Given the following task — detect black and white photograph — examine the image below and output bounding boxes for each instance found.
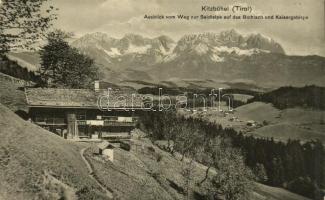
[0,0,324,199]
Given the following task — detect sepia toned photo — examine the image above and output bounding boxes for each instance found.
[0,0,324,199]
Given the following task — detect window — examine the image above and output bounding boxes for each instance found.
[76,111,86,120]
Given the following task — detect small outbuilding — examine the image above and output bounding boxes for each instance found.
[97,141,115,161]
[103,148,114,162]
[246,120,257,127]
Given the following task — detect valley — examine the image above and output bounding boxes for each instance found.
[0,100,312,200]
[179,102,325,143]
[1,29,324,200]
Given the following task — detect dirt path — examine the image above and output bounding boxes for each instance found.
[80,147,114,199]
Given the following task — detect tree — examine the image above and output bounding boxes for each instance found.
[253,163,268,183]
[0,0,57,55]
[40,30,99,88]
[39,30,70,85]
[287,176,321,199]
[211,147,255,200]
[196,137,222,185]
[174,121,203,161]
[160,111,178,152]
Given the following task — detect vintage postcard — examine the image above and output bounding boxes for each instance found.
[0,0,324,199]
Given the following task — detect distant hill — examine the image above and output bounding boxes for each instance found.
[249,85,325,110]
[0,56,40,82]
[7,52,40,72]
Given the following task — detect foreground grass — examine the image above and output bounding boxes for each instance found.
[254,183,310,200]
[0,72,28,112]
[84,138,215,200]
[85,137,311,200]
[0,103,109,200]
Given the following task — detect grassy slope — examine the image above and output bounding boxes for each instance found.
[236,102,325,143]
[0,103,109,200]
[253,183,310,200]
[85,138,310,200]
[179,101,325,143]
[235,102,281,123]
[252,123,325,142]
[232,94,254,103]
[0,73,28,112]
[85,142,187,200]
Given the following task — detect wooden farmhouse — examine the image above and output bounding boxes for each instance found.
[24,84,144,139]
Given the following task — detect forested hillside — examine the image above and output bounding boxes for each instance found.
[0,56,40,83]
[139,111,325,199]
[249,85,325,110]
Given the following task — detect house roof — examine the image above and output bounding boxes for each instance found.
[97,141,114,150]
[25,88,144,109]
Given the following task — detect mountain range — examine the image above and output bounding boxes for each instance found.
[8,29,325,89]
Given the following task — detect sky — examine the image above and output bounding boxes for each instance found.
[50,0,325,56]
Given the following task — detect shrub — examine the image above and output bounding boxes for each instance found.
[287,177,320,199]
[120,142,131,151]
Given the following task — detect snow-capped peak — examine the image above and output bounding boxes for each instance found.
[104,48,121,57]
[213,46,270,56]
[174,30,284,55]
[125,44,152,54]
